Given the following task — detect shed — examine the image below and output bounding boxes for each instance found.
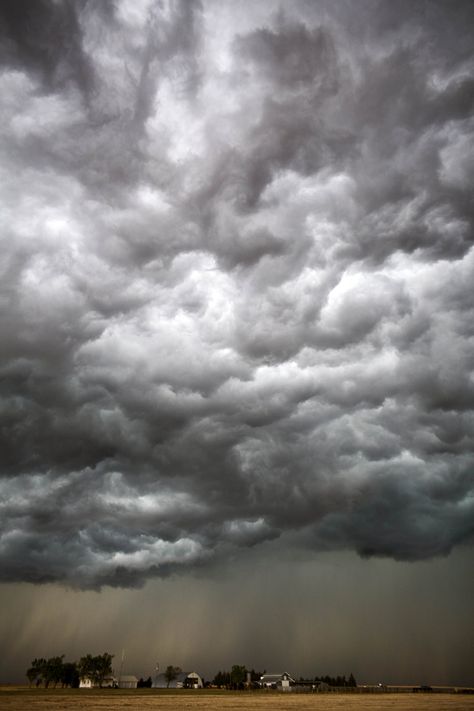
[118,675,138,689]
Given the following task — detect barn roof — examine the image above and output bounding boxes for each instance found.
[260,672,295,682]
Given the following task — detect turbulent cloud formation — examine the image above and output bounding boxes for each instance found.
[1,0,473,588]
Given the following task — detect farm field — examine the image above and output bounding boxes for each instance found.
[1,689,474,711]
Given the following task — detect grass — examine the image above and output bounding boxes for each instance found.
[1,688,474,711]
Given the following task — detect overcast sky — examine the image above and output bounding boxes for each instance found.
[0,0,473,686]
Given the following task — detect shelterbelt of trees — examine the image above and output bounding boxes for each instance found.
[212,666,357,689]
[26,653,113,688]
[313,674,357,687]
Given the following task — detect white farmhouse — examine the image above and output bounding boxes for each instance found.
[79,675,117,688]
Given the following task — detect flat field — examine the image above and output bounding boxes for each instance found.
[1,689,474,711]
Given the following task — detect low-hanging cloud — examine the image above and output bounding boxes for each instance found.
[0,0,473,588]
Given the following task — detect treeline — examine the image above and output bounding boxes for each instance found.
[314,673,357,687]
[211,665,357,689]
[26,653,113,688]
[213,665,263,688]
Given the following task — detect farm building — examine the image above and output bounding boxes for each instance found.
[260,673,295,689]
[152,671,203,689]
[118,675,138,689]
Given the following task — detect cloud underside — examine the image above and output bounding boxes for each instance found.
[0,0,473,588]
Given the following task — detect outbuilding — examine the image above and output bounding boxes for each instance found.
[118,675,138,689]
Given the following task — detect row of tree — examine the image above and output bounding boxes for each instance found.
[212,665,260,688]
[26,653,114,688]
[314,673,357,687]
[212,665,357,689]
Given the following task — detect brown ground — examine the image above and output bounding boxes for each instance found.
[1,689,474,711]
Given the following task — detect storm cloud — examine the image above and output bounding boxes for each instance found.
[1,0,473,588]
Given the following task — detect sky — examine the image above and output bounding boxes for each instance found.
[0,0,473,686]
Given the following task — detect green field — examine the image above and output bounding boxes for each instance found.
[1,688,474,711]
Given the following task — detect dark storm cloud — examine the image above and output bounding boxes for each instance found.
[0,0,96,96]
[1,0,473,588]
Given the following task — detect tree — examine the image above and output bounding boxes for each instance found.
[94,653,114,687]
[314,672,357,688]
[348,673,357,687]
[213,670,231,687]
[61,662,80,688]
[26,657,65,688]
[26,658,47,687]
[78,653,114,688]
[137,676,152,688]
[230,665,247,688]
[77,654,95,685]
[164,665,181,688]
[26,667,38,688]
[44,656,65,688]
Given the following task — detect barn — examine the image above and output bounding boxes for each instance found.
[260,672,295,689]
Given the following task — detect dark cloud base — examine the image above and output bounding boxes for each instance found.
[0,0,473,588]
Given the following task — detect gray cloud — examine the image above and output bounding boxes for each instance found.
[1,0,473,588]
